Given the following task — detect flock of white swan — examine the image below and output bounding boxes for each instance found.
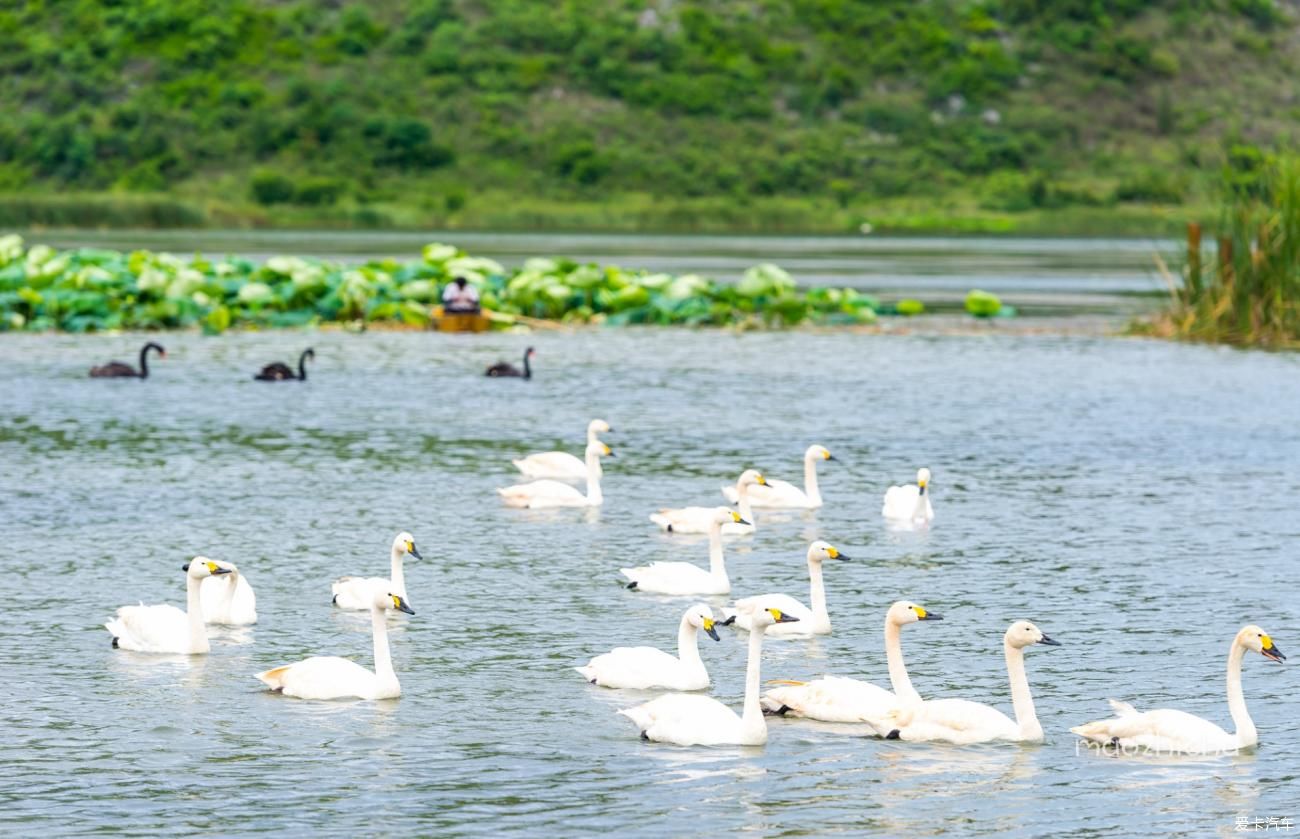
[105,418,1285,754]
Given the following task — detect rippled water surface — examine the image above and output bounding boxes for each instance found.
[2,329,1297,836]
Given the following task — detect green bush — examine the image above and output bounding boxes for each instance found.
[251,170,296,205]
[296,178,345,206]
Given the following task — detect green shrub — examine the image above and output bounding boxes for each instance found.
[296,178,344,205]
[251,170,296,205]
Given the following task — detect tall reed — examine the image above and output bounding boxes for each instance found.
[1169,157,1300,348]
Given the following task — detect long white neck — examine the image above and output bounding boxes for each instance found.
[185,573,209,654]
[1004,641,1042,741]
[736,481,754,525]
[740,623,769,744]
[807,559,829,632]
[911,485,928,521]
[707,520,727,583]
[1226,639,1256,747]
[803,452,822,505]
[676,615,704,672]
[884,620,918,703]
[371,604,398,690]
[389,547,407,598]
[585,450,603,505]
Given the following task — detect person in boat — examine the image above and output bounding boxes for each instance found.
[442,276,481,314]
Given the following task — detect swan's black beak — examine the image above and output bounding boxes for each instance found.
[607,450,616,458]
[1038,634,1061,647]
[720,615,737,626]
[920,611,943,621]
[181,563,189,571]
[775,612,800,624]
[826,454,837,461]
[391,595,415,615]
[704,622,720,642]
[738,517,753,526]
[408,544,423,561]
[830,551,850,561]
[1262,643,1286,663]
[211,566,232,576]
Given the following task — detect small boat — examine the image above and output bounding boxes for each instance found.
[431,305,491,333]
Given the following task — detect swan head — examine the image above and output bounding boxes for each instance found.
[303,348,315,360]
[1239,625,1286,662]
[586,441,614,459]
[712,506,750,527]
[393,532,423,561]
[738,602,801,629]
[686,604,721,642]
[916,468,931,489]
[889,601,942,625]
[525,346,537,358]
[807,540,848,563]
[375,589,415,615]
[1004,620,1060,650]
[737,469,768,488]
[182,558,232,579]
[589,419,611,434]
[808,444,834,462]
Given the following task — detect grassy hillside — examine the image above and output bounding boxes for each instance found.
[1,0,1297,233]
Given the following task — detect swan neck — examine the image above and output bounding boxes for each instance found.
[1005,641,1041,741]
[585,450,603,504]
[741,623,768,742]
[912,485,928,520]
[807,559,829,632]
[389,548,407,598]
[185,573,209,654]
[885,619,918,703]
[736,481,754,523]
[371,603,397,686]
[677,616,704,670]
[707,521,727,581]
[139,344,151,379]
[803,454,821,505]
[1226,639,1255,747]
[522,351,531,379]
[298,350,309,380]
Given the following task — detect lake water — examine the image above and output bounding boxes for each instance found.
[1,327,1296,836]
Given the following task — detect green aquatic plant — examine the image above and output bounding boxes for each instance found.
[0,236,885,333]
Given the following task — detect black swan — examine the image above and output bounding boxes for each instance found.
[486,346,535,379]
[90,342,165,378]
[255,348,315,381]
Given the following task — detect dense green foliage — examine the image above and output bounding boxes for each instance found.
[0,235,892,332]
[1,1,1296,232]
[1160,156,1300,347]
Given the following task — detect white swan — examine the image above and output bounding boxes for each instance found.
[105,559,232,654]
[498,441,610,508]
[618,602,800,745]
[760,601,943,721]
[513,419,611,480]
[723,445,833,508]
[332,532,422,610]
[1071,625,1285,754]
[872,620,1060,744]
[577,604,721,690]
[722,541,847,636]
[256,587,415,700]
[882,467,934,525]
[199,560,257,625]
[651,469,767,534]
[621,508,748,595]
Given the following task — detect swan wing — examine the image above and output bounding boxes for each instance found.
[741,480,810,508]
[720,485,740,504]
[762,676,899,722]
[1071,707,1235,753]
[889,698,1019,744]
[578,646,702,690]
[619,694,742,745]
[257,656,381,700]
[200,574,258,625]
[513,451,586,479]
[498,479,586,507]
[106,603,189,653]
[619,562,721,595]
[332,576,390,610]
[881,484,919,518]
[649,506,714,533]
